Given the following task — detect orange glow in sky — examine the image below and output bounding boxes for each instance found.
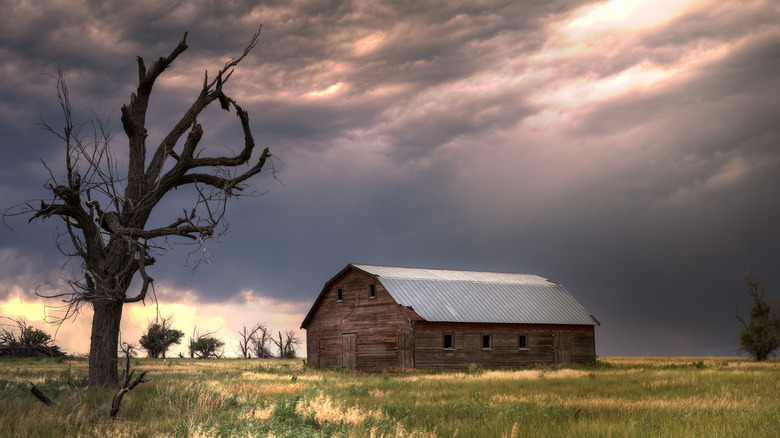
[0,286,307,357]
[1,293,47,323]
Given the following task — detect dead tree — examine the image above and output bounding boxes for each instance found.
[29,382,57,406]
[250,324,273,358]
[272,329,301,358]
[6,27,272,387]
[237,324,264,359]
[110,343,150,418]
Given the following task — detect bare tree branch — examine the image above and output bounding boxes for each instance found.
[111,343,150,418]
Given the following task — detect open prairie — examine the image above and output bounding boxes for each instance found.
[0,356,778,437]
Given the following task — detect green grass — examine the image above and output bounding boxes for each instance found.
[0,356,778,437]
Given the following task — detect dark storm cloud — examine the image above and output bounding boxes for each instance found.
[2,0,780,356]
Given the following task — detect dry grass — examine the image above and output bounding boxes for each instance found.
[297,393,384,425]
[1,356,779,437]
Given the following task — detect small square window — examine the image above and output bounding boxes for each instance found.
[518,334,528,349]
[443,333,454,349]
[336,288,343,301]
[482,334,492,349]
[369,284,376,299]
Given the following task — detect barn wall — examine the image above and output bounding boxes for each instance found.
[413,322,595,369]
[570,327,597,363]
[304,268,412,371]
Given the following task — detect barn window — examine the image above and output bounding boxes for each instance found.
[368,284,376,299]
[336,288,343,301]
[482,334,492,350]
[443,333,454,349]
[518,334,528,350]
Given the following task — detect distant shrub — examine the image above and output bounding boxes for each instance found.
[189,336,225,359]
[659,361,707,370]
[139,317,184,359]
[580,355,614,370]
[0,317,66,358]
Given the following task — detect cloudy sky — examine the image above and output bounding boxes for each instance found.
[1,0,779,358]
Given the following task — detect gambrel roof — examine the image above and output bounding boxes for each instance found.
[302,264,598,328]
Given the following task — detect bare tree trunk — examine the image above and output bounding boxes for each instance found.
[89,301,124,386]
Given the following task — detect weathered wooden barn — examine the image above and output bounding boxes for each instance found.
[301,264,599,372]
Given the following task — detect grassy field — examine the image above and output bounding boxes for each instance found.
[0,356,778,437]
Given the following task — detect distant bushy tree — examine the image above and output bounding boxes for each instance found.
[188,328,224,359]
[139,316,184,358]
[737,272,780,361]
[0,316,66,357]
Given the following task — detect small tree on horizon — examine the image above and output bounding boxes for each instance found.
[250,324,274,358]
[0,316,66,357]
[237,323,269,359]
[139,315,184,358]
[189,327,225,359]
[737,271,780,361]
[190,336,225,359]
[271,329,300,359]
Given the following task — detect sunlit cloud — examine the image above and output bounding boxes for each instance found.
[354,33,384,55]
[0,291,47,323]
[535,0,706,64]
[307,82,344,98]
[530,65,672,108]
[565,0,701,36]
[523,0,748,126]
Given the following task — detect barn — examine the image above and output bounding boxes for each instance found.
[300,264,599,372]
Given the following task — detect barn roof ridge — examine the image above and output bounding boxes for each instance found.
[351,263,596,326]
[351,263,555,285]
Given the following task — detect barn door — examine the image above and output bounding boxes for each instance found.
[554,332,572,367]
[307,336,320,369]
[397,330,413,370]
[342,333,357,369]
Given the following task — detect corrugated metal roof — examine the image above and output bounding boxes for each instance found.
[352,264,596,326]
